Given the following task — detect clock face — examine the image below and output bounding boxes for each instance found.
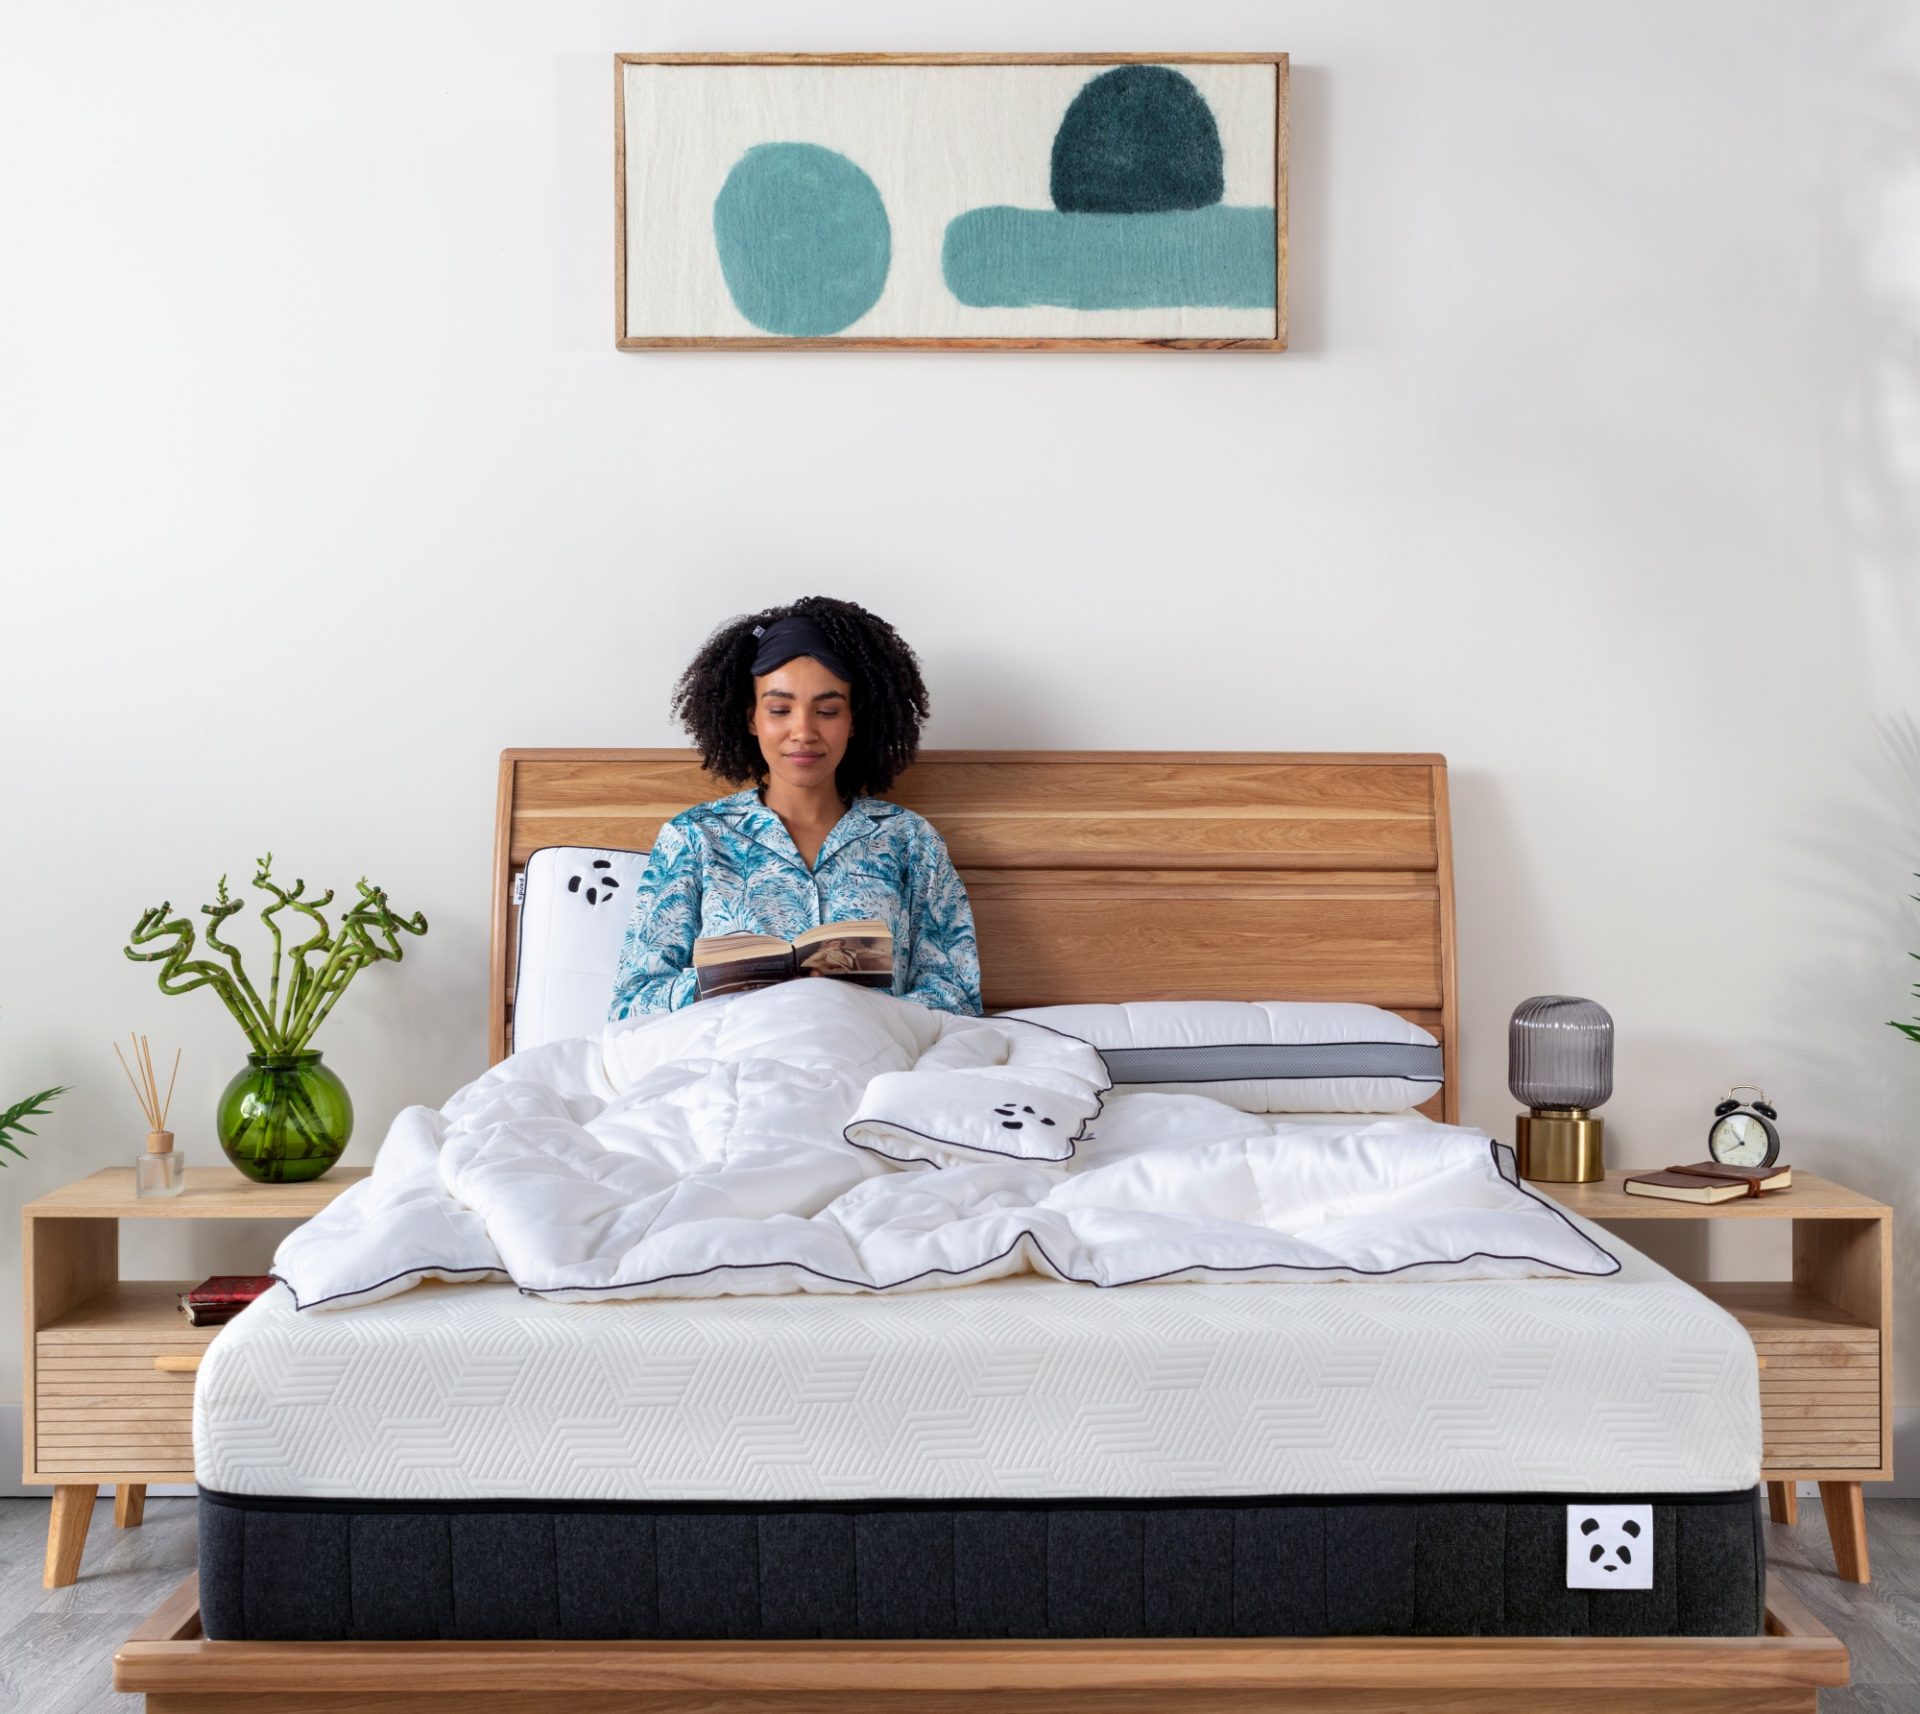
[1710,1112,1770,1166]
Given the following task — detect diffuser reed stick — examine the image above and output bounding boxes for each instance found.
[119,1032,187,1197]
[114,1032,179,1132]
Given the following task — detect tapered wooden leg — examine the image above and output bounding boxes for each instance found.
[114,1483,147,1529]
[1818,1481,1870,1583]
[44,1484,97,1587]
[1767,1480,1798,1525]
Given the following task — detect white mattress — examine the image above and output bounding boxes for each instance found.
[195,1215,1761,1502]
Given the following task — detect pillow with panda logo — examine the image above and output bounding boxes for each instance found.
[513,846,651,1053]
[843,1020,1107,1170]
[997,1001,1443,1114]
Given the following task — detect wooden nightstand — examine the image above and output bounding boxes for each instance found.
[1544,1169,1892,1583]
[21,1165,366,1587]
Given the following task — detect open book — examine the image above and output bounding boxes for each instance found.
[693,920,893,1000]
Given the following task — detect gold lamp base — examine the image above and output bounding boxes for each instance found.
[1515,1109,1605,1183]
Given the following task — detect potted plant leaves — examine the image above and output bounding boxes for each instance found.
[1,1083,65,1168]
[124,856,426,1183]
[1895,870,1920,1048]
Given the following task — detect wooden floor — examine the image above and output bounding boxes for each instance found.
[1,1496,1915,1712]
[0,1496,198,1714]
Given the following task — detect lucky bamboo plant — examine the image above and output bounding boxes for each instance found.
[124,854,427,1057]
[123,856,427,1182]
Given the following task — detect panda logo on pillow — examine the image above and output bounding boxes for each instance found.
[567,859,621,907]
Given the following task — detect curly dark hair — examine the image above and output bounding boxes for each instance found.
[672,596,931,798]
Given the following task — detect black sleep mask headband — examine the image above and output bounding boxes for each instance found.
[750,615,851,684]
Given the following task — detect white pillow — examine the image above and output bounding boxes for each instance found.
[513,846,651,1053]
[842,1017,1108,1170]
[995,1001,1442,1113]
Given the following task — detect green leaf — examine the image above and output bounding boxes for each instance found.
[0,1085,67,1166]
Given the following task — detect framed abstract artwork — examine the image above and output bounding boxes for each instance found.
[615,53,1288,351]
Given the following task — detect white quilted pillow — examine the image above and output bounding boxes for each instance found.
[513,846,650,1053]
[996,1001,1442,1113]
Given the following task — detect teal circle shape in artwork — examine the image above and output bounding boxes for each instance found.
[1050,65,1225,214]
[712,143,891,336]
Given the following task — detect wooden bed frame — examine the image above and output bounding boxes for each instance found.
[486,749,1462,1118]
[115,749,1847,1712]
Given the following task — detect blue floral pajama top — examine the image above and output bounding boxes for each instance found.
[608,790,982,1019]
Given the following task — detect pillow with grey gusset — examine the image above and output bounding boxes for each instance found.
[996,1001,1442,1115]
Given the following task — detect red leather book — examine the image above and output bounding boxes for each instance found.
[178,1275,277,1326]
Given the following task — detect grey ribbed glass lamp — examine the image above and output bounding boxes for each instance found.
[1510,995,1613,1183]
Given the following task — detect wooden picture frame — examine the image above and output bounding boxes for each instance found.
[614,53,1289,351]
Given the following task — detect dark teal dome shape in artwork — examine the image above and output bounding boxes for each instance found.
[943,63,1274,312]
[713,143,890,336]
[1050,65,1225,214]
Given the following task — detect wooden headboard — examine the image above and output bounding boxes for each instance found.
[490,750,1458,1121]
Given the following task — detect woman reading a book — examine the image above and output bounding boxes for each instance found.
[609,597,983,1019]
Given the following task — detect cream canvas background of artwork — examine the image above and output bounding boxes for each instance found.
[620,61,1280,342]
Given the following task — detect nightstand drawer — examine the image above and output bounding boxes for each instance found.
[34,1381,197,1474]
[1689,1278,1887,1475]
[1754,1331,1881,1471]
[31,1281,212,1477]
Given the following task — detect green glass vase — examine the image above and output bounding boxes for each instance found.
[216,1052,352,1183]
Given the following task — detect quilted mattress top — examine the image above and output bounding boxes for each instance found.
[194,1212,1760,1502]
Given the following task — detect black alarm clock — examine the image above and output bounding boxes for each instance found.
[1708,1087,1780,1168]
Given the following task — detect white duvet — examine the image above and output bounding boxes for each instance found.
[274,983,1618,1311]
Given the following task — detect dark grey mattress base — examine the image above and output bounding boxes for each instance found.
[198,1487,1765,1642]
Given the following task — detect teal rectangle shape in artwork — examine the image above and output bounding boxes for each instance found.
[942,206,1276,311]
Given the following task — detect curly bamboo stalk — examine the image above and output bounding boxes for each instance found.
[293,884,428,1049]
[344,881,428,961]
[124,906,268,1051]
[200,881,278,1046]
[281,1076,335,1159]
[128,868,426,1066]
[252,854,289,1039]
[295,950,373,1048]
[285,934,359,1051]
[275,885,337,1051]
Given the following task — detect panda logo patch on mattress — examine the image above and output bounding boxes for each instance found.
[1565,1504,1653,1590]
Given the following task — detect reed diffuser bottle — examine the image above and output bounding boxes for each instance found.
[117,1033,184,1197]
[138,1129,184,1197]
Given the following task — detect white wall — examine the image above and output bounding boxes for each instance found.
[4,1,1919,1489]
